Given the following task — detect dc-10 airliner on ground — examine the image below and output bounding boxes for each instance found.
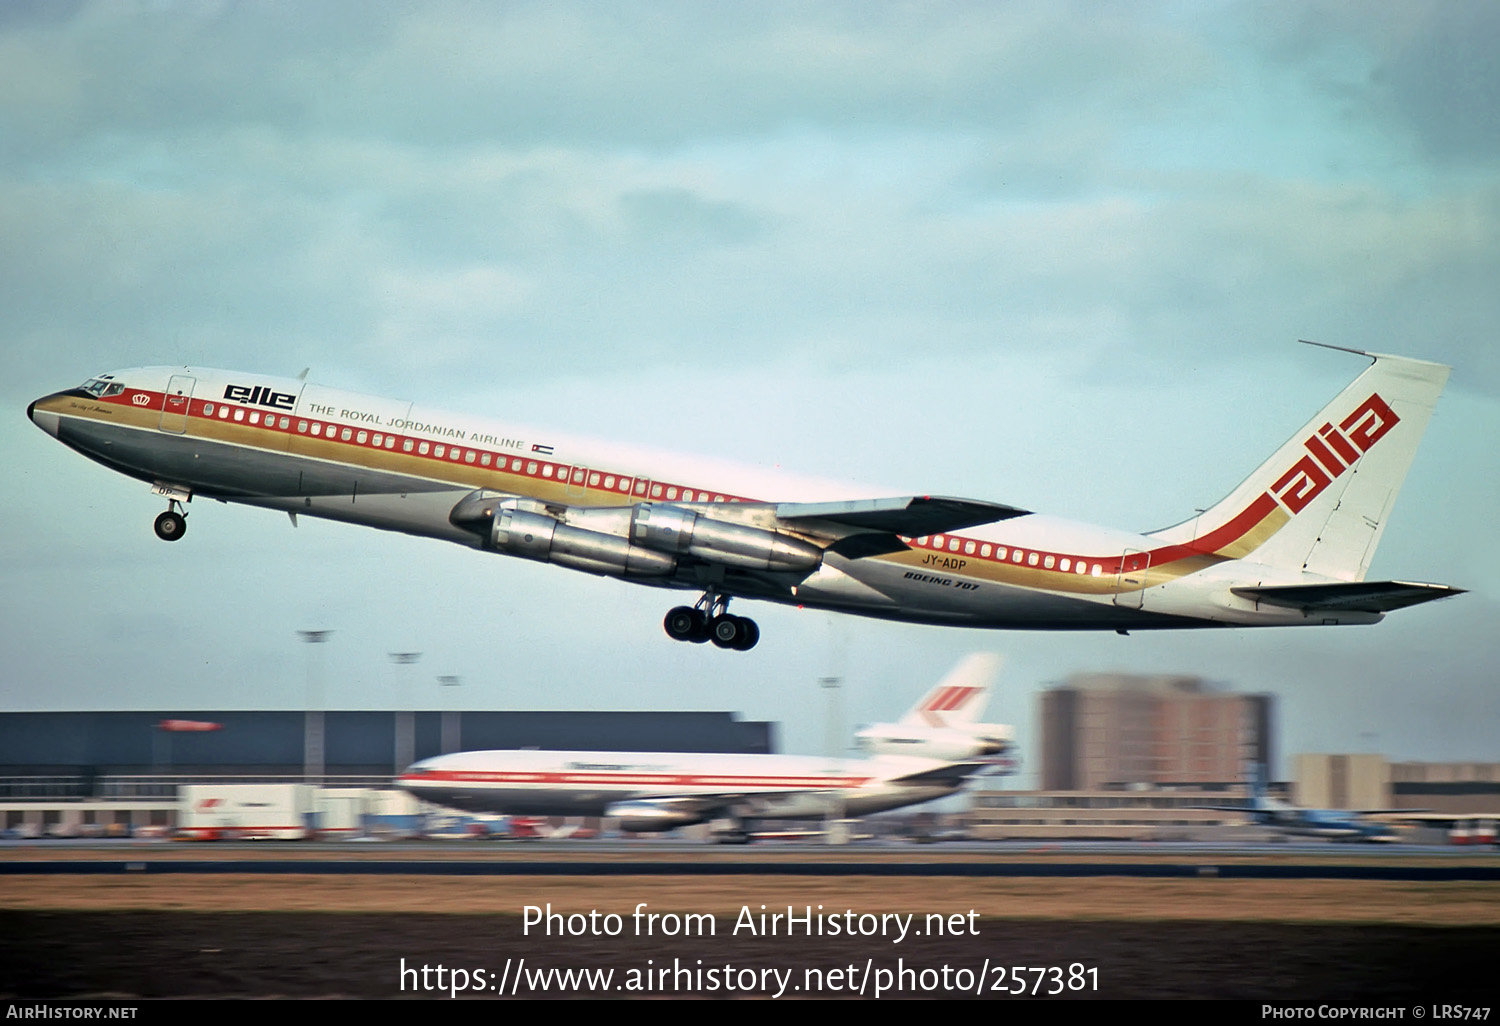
[27,343,1461,649]
[399,653,1012,841]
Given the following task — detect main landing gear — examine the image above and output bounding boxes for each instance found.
[153,494,189,541]
[663,592,760,651]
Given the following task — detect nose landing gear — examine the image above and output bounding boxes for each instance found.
[153,509,186,541]
[151,485,192,541]
[663,592,759,651]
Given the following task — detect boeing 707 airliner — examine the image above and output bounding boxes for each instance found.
[27,344,1462,649]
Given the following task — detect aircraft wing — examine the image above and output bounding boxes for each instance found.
[1231,581,1465,614]
[773,496,1029,559]
[776,495,1028,535]
[1190,805,1261,814]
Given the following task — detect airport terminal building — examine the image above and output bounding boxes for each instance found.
[0,708,775,778]
[0,708,775,836]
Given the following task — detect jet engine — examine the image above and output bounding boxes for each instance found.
[855,724,1013,761]
[606,800,708,833]
[630,502,822,572]
[450,492,676,578]
[449,492,822,578]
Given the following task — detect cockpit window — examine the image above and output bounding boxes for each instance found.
[80,377,123,398]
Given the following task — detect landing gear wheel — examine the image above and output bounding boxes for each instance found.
[153,510,186,541]
[669,591,756,649]
[664,606,708,642]
[711,614,759,650]
[732,618,759,651]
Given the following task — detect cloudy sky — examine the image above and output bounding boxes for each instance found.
[2,1,1496,780]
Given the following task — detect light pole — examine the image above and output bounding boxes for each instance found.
[438,675,462,754]
[389,652,421,775]
[819,675,847,844]
[819,676,843,761]
[297,630,333,783]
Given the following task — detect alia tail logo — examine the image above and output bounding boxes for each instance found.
[1268,393,1399,514]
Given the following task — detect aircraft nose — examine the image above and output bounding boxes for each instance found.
[28,396,61,438]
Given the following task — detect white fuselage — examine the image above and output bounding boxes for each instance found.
[398,749,964,820]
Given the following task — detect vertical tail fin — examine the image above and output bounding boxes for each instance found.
[898,652,1002,727]
[1248,762,1268,801]
[1150,346,1449,581]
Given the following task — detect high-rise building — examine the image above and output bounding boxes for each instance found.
[1039,673,1273,790]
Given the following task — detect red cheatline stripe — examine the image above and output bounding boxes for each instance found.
[402,770,873,788]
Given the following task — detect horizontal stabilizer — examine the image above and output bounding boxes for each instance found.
[1231,580,1465,614]
[889,760,993,786]
[775,495,1028,537]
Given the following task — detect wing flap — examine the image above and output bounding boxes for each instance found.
[1231,580,1465,613]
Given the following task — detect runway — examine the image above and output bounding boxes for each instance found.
[3,838,1496,879]
[4,858,1498,880]
[5,840,1496,1000]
